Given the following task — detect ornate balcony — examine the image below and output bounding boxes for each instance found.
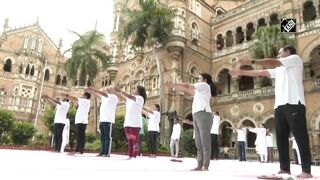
[166,35,187,53]
[217,86,275,103]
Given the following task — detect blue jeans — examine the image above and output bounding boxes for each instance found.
[100,122,112,155]
[237,141,246,161]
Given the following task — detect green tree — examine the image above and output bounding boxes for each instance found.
[181,129,196,157]
[10,121,37,145]
[112,113,127,151]
[43,108,55,134]
[120,0,175,115]
[65,30,111,86]
[249,26,296,87]
[0,109,15,142]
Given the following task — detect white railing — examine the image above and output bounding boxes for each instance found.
[0,96,38,114]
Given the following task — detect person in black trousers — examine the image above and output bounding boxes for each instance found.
[229,45,312,178]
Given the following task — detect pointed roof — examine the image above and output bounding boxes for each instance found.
[5,21,59,51]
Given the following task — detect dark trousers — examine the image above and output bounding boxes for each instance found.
[124,127,140,157]
[275,103,311,173]
[237,141,246,161]
[99,122,112,155]
[75,123,87,154]
[138,134,144,156]
[210,134,219,159]
[267,147,274,162]
[54,123,65,152]
[148,131,158,155]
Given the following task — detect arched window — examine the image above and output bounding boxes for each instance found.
[235,27,244,44]
[30,65,35,76]
[30,35,37,50]
[246,23,255,41]
[61,76,67,86]
[217,69,231,94]
[19,63,23,74]
[152,76,159,90]
[239,66,254,91]
[191,22,200,43]
[216,34,224,50]
[226,30,234,47]
[3,59,12,72]
[23,35,30,49]
[55,75,61,85]
[25,64,30,75]
[44,69,50,81]
[310,45,320,78]
[303,1,317,22]
[258,18,267,29]
[37,39,43,52]
[190,67,198,84]
[269,14,280,26]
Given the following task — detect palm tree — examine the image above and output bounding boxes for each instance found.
[65,30,110,86]
[120,0,175,110]
[249,26,296,87]
[64,30,111,133]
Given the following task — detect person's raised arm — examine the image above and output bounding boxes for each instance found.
[61,92,78,103]
[237,57,282,68]
[86,87,108,98]
[165,81,195,96]
[113,87,136,101]
[42,94,61,106]
[182,119,193,125]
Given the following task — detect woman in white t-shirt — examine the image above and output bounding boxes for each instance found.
[170,118,181,158]
[114,86,146,159]
[165,73,217,171]
[142,104,161,158]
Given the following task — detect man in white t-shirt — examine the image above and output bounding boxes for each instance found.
[86,87,118,157]
[170,118,181,158]
[210,112,220,160]
[229,45,312,178]
[42,95,70,152]
[62,92,91,154]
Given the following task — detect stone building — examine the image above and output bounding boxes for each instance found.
[107,0,320,154]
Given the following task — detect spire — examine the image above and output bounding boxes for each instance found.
[58,38,63,50]
[3,18,8,35]
[95,20,98,30]
[35,16,39,25]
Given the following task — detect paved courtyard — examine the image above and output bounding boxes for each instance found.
[0,149,319,180]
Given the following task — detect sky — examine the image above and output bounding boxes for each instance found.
[0,0,114,53]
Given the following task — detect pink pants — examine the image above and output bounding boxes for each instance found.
[124,127,141,157]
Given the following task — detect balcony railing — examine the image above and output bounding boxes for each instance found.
[217,86,275,103]
[0,96,38,115]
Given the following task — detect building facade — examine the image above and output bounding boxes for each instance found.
[0,0,319,154]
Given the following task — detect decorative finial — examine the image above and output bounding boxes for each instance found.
[58,38,63,50]
[35,16,39,25]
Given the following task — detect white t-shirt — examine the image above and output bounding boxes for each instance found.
[123,96,144,128]
[236,128,246,142]
[75,98,91,124]
[192,82,212,114]
[54,101,70,124]
[147,111,161,132]
[210,115,220,135]
[99,94,118,123]
[171,123,181,139]
[266,133,273,147]
[267,55,305,109]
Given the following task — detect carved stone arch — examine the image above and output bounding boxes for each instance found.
[239,116,258,128]
[301,39,320,63]
[149,65,158,75]
[183,107,192,118]
[220,119,234,146]
[188,17,202,33]
[214,65,233,81]
[261,112,274,124]
[135,69,145,79]
[3,56,16,64]
[122,74,131,82]
[186,61,199,73]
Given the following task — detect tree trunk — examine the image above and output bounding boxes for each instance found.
[152,45,166,145]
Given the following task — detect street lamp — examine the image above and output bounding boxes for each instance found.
[34,59,47,128]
